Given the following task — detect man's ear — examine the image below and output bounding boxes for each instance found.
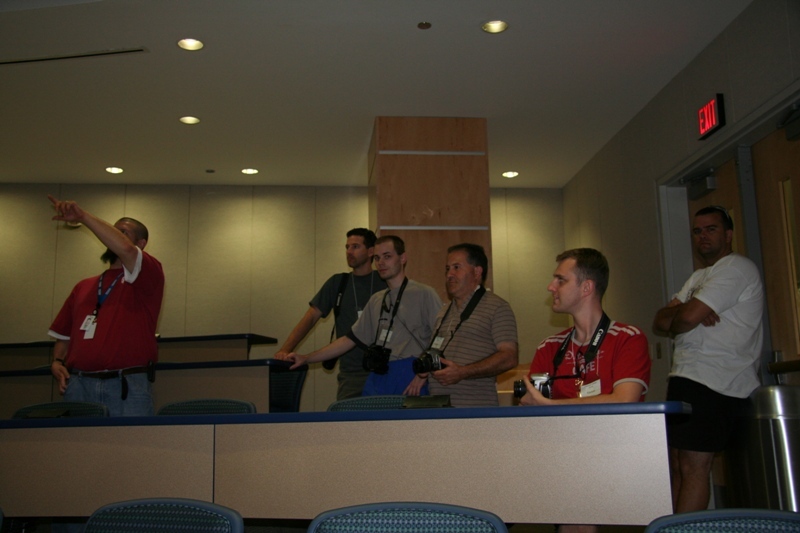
[582,279,595,295]
[137,239,147,250]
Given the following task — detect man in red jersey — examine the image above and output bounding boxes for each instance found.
[520,248,651,407]
[48,195,164,417]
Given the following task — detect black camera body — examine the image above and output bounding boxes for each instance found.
[513,373,552,399]
[363,344,391,374]
[412,348,444,374]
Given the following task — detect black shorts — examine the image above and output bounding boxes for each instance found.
[666,376,750,452]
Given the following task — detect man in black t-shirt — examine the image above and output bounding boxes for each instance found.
[275,228,386,399]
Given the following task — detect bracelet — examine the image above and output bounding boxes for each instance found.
[54,358,65,365]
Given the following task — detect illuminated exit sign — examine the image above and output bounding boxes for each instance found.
[698,94,725,139]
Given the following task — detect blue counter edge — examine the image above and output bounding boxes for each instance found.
[0,358,295,377]
[0,401,689,429]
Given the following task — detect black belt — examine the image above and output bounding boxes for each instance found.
[71,366,149,379]
[70,363,155,400]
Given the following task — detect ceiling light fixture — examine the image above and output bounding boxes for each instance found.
[177,39,204,51]
[105,167,124,174]
[241,168,259,175]
[481,20,508,34]
[502,171,518,178]
[180,116,200,124]
[417,22,432,30]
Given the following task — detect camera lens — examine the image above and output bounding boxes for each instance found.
[513,379,526,398]
[412,354,432,374]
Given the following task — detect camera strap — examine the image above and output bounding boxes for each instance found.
[323,272,352,370]
[429,286,487,352]
[374,276,408,348]
[329,272,350,343]
[551,312,611,377]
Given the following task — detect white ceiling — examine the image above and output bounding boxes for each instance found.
[0,0,752,189]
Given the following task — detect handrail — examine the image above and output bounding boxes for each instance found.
[768,358,800,375]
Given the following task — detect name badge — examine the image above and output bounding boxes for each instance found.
[378,329,393,343]
[431,336,445,350]
[580,379,601,398]
[81,314,97,340]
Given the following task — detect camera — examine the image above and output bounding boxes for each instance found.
[513,373,552,399]
[412,348,444,374]
[363,344,391,374]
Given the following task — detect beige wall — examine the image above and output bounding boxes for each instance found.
[0,184,564,411]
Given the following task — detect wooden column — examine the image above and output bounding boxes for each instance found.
[368,117,491,296]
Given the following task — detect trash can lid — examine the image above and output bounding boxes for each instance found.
[751,385,800,419]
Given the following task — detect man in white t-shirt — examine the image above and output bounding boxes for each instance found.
[654,205,764,513]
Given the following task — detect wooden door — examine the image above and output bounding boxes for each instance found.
[752,128,800,385]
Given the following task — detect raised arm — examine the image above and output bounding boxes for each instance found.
[48,195,141,272]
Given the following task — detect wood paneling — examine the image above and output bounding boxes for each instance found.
[753,128,800,383]
[369,117,491,293]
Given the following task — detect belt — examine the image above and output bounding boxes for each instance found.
[70,363,155,400]
[71,366,149,380]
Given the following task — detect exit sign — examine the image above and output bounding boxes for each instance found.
[698,94,725,139]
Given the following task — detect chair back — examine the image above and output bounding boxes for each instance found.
[327,395,406,411]
[269,360,307,412]
[85,497,243,533]
[308,502,508,533]
[645,508,800,532]
[12,401,109,419]
[157,398,256,415]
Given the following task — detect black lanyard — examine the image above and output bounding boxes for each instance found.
[95,270,124,316]
[551,313,611,377]
[374,277,408,347]
[429,286,486,352]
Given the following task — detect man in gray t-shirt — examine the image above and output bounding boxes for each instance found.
[287,235,442,396]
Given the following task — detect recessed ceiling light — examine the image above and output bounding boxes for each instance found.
[481,20,508,34]
[241,168,259,175]
[417,22,432,30]
[502,171,518,178]
[180,116,200,125]
[177,38,204,51]
[105,167,124,174]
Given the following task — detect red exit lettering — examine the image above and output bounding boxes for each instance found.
[698,94,725,139]
[698,99,717,136]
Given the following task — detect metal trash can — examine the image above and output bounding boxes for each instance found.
[727,385,800,511]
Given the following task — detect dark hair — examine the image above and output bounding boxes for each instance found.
[117,217,149,242]
[346,228,377,248]
[695,205,734,231]
[375,235,405,255]
[556,248,609,299]
[448,243,488,284]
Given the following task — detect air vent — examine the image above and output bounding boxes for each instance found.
[0,47,147,65]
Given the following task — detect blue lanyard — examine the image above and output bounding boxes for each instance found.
[95,270,124,314]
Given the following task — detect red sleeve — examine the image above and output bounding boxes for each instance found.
[610,330,651,390]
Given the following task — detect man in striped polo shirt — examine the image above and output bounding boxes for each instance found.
[422,243,519,407]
